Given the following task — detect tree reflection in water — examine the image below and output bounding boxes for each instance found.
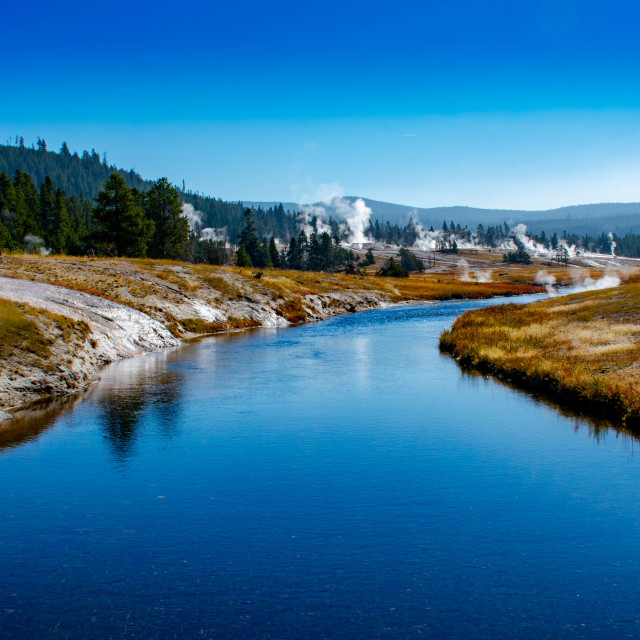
[94,350,185,463]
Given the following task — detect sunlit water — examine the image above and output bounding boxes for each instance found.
[2,296,640,639]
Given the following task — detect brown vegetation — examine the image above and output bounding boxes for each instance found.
[0,255,545,335]
[439,283,640,426]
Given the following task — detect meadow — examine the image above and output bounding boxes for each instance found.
[440,280,640,426]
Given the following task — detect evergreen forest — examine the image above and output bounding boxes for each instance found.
[2,138,640,264]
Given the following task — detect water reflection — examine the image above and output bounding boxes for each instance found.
[0,394,85,451]
[459,367,639,446]
[352,335,372,389]
[91,349,186,463]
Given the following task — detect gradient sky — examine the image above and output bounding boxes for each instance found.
[3,0,640,209]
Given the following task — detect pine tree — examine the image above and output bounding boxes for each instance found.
[39,177,56,238]
[261,237,272,267]
[12,170,41,242]
[307,232,322,270]
[235,243,253,267]
[93,173,153,257]
[144,177,189,260]
[320,232,333,270]
[269,237,281,267]
[238,208,261,266]
[49,189,74,254]
[285,236,297,269]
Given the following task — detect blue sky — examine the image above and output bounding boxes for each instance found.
[3,0,640,209]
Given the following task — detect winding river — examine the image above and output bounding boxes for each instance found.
[2,295,640,639]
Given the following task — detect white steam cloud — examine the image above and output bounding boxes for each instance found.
[535,270,557,293]
[23,234,50,255]
[513,224,548,254]
[456,258,493,283]
[566,273,621,293]
[334,197,373,246]
[299,204,333,237]
[182,203,228,245]
[536,269,621,294]
[296,183,374,245]
[609,232,616,256]
[458,259,472,281]
[182,203,203,231]
[200,227,229,244]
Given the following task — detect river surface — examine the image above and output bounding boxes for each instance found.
[2,296,640,639]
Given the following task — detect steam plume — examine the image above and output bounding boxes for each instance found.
[182,203,228,244]
[296,184,373,245]
[609,232,616,256]
[535,270,557,293]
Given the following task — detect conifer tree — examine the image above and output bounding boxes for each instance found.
[144,177,189,260]
[269,237,281,267]
[94,173,153,257]
[235,243,253,267]
[261,237,272,267]
[49,189,74,254]
[238,208,261,266]
[286,235,302,270]
[12,170,41,241]
[307,232,322,270]
[39,177,56,238]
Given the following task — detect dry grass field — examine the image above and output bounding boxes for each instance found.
[0,255,544,333]
[440,282,640,426]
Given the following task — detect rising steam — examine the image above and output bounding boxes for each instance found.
[182,203,228,244]
[608,232,616,256]
[536,269,621,294]
[334,197,373,245]
[296,184,374,246]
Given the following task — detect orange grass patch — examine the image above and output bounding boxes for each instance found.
[440,282,640,426]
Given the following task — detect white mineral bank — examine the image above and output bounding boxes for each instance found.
[0,275,179,363]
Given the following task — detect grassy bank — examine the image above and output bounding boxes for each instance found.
[439,283,640,426]
[0,256,543,335]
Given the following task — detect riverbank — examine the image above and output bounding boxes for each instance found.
[439,281,640,427]
[0,255,545,416]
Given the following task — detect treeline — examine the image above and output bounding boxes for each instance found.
[6,137,640,260]
[234,210,358,271]
[0,138,148,201]
[0,139,298,244]
[0,170,231,263]
[366,218,469,246]
[185,195,297,243]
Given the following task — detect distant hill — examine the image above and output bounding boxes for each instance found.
[0,143,150,201]
[247,198,640,235]
[522,212,640,236]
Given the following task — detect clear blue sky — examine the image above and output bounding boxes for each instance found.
[3,0,640,209]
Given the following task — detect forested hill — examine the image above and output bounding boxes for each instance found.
[0,141,149,201]
[0,141,297,241]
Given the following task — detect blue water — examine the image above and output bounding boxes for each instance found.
[2,296,640,639]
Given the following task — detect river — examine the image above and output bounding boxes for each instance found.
[2,295,640,639]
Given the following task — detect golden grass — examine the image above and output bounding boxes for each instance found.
[0,255,545,311]
[439,282,640,426]
[178,316,261,334]
[0,300,51,360]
